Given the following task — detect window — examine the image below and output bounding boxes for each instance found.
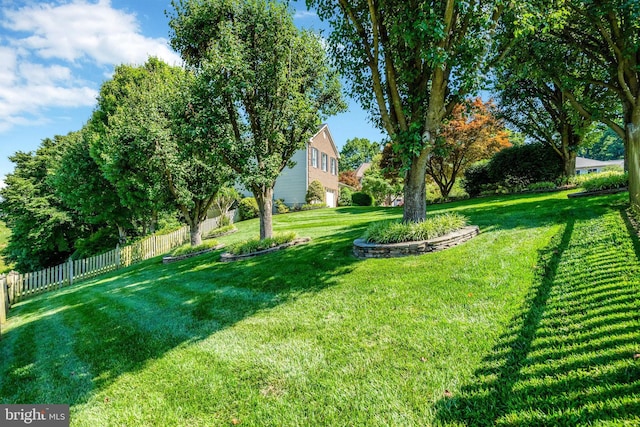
[321,153,328,172]
[311,148,318,168]
[330,158,337,175]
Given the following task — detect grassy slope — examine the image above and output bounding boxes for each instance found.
[1,191,639,426]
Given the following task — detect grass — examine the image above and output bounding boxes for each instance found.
[363,212,467,243]
[1,191,639,426]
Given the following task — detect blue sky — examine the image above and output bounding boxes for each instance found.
[0,0,384,182]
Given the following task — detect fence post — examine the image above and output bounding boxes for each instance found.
[116,245,121,269]
[68,259,74,287]
[0,274,7,326]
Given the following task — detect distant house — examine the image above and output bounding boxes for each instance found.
[238,124,340,208]
[575,157,624,175]
[354,162,372,183]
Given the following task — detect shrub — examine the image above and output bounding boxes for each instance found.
[579,171,628,192]
[228,232,298,255]
[301,203,327,211]
[218,214,231,227]
[363,213,468,244]
[527,181,557,191]
[338,187,353,206]
[170,240,219,257]
[489,143,563,184]
[462,160,492,197]
[306,180,325,204]
[275,199,290,214]
[71,228,120,260]
[205,224,236,239]
[238,197,259,221]
[352,191,374,206]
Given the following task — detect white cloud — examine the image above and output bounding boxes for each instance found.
[3,0,181,66]
[294,10,317,19]
[0,0,183,133]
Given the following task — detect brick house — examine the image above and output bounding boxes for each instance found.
[236,124,340,208]
[273,124,340,208]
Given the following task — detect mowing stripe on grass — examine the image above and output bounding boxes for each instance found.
[439,210,640,426]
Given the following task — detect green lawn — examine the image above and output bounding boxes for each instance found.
[1,191,639,426]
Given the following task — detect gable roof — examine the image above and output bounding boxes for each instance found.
[309,124,340,158]
[576,156,624,169]
[355,162,372,179]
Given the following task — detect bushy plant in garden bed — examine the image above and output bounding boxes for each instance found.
[238,197,259,220]
[526,181,557,191]
[363,213,467,244]
[205,224,236,239]
[301,203,326,211]
[576,171,627,192]
[228,232,298,255]
[170,240,220,257]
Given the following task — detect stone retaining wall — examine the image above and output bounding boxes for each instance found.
[220,237,311,262]
[353,226,479,259]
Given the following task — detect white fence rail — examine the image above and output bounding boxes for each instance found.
[0,214,229,329]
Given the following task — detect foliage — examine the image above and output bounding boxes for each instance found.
[462,160,492,197]
[363,213,467,244]
[427,98,511,198]
[169,0,346,239]
[53,131,135,243]
[338,137,381,172]
[100,58,233,246]
[578,124,624,161]
[228,232,297,255]
[0,221,13,273]
[0,135,87,272]
[170,239,220,257]
[577,172,628,192]
[338,170,360,189]
[238,197,259,221]
[426,181,469,204]
[361,153,403,206]
[213,187,241,222]
[306,180,326,204]
[489,143,564,185]
[71,228,120,260]
[338,187,353,206]
[526,181,557,191]
[351,192,374,207]
[300,203,327,211]
[275,199,290,214]
[309,0,505,222]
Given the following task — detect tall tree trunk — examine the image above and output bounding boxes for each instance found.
[628,106,640,210]
[563,150,576,177]
[403,149,429,222]
[256,186,274,240]
[189,220,203,246]
[116,224,127,245]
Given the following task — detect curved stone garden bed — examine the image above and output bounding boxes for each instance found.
[162,244,225,264]
[220,237,311,262]
[353,225,479,259]
[204,228,238,239]
[567,187,627,198]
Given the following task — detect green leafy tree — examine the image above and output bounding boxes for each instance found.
[309,0,505,222]
[517,0,639,207]
[53,130,134,244]
[104,59,233,246]
[578,124,624,161]
[339,138,381,172]
[88,59,174,234]
[0,136,86,271]
[361,154,403,206]
[169,0,346,239]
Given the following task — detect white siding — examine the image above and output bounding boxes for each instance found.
[273,148,308,206]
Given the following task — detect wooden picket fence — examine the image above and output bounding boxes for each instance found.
[0,214,231,334]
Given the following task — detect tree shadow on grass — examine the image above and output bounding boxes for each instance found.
[435,214,640,426]
[0,226,361,407]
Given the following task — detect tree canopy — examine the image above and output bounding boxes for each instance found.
[339,137,381,172]
[169,0,345,239]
